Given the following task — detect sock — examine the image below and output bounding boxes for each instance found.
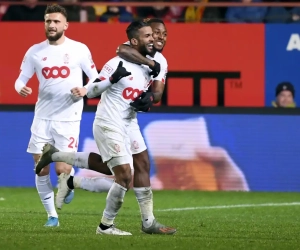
[101,182,127,227]
[67,176,74,189]
[35,174,58,218]
[134,187,155,228]
[51,152,90,169]
[74,177,114,193]
[70,167,75,176]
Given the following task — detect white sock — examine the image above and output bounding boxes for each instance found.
[51,152,89,169]
[74,176,114,193]
[35,174,58,218]
[70,167,75,176]
[134,187,155,228]
[101,182,127,226]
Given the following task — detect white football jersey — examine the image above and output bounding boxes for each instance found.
[122,41,168,84]
[95,56,152,129]
[20,37,98,121]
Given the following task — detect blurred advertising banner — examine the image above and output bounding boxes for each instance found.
[0,23,264,106]
[1,111,300,191]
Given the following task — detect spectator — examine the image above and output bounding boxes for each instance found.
[59,0,96,22]
[225,0,267,23]
[2,0,46,21]
[181,0,226,23]
[99,0,133,23]
[135,0,184,23]
[264,0,300,23]
[272,82,296,108]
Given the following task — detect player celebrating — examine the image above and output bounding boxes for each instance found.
[14,4,99,227]
[35,19,175,234]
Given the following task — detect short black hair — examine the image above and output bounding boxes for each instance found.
[145,18,165,26]
[126,21,150,40]
[45,4,68,20]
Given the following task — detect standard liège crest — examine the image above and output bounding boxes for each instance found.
[63,53,70,64]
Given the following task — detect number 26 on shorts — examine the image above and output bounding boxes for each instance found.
[68,137,78,149]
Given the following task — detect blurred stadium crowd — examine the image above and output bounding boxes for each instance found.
[1,0,300,23]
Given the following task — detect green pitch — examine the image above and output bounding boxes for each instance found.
[0,188,299,250]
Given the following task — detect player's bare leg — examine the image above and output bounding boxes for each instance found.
[133,150,176,235]
[96,163,132,236]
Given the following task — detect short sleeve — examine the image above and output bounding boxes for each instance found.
[154,55,168,83]
[98,57,120,80]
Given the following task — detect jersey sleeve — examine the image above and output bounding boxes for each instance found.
[20,47,35,78]
[80,44,99,80]
[86,57,120,98]
[98,57,120,80]
[154,55,168,84]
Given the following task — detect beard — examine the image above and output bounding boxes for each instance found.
[46,30,63,42]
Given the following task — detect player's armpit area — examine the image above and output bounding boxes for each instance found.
[151,80,165,103]
[117,44,153,67]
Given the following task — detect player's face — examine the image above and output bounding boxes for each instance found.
[44,13,68,42]
[137,26,154,55]
[151,22,167,52]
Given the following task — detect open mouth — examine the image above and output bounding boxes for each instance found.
[156,41,164,47]
[147,43,153,49]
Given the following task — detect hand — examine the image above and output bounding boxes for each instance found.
[18,86,32,97]
[71,87,87,97]
[149,60,161,78]
[130,92,154,112]
[110,61,131,84]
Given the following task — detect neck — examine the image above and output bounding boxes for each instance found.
[149,50,157,57]
[48,35,65,46]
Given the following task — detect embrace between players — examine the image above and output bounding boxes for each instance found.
[15,4,176,235]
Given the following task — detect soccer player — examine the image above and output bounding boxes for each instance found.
[36,19,174,234]
[14,4,99,227]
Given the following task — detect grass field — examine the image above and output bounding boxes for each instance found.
[0,188,299,250]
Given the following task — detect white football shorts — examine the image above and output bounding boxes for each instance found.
[128,118,147,155]
[27,117,80,154]
[93,118,133,172]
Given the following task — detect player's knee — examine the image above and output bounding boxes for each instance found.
[113,164,132,189]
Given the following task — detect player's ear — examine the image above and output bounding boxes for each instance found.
[130,38,138,46]
[64,21,69,31]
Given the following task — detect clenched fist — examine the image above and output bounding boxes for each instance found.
[18,86,32,97]
[71,87,87,97]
